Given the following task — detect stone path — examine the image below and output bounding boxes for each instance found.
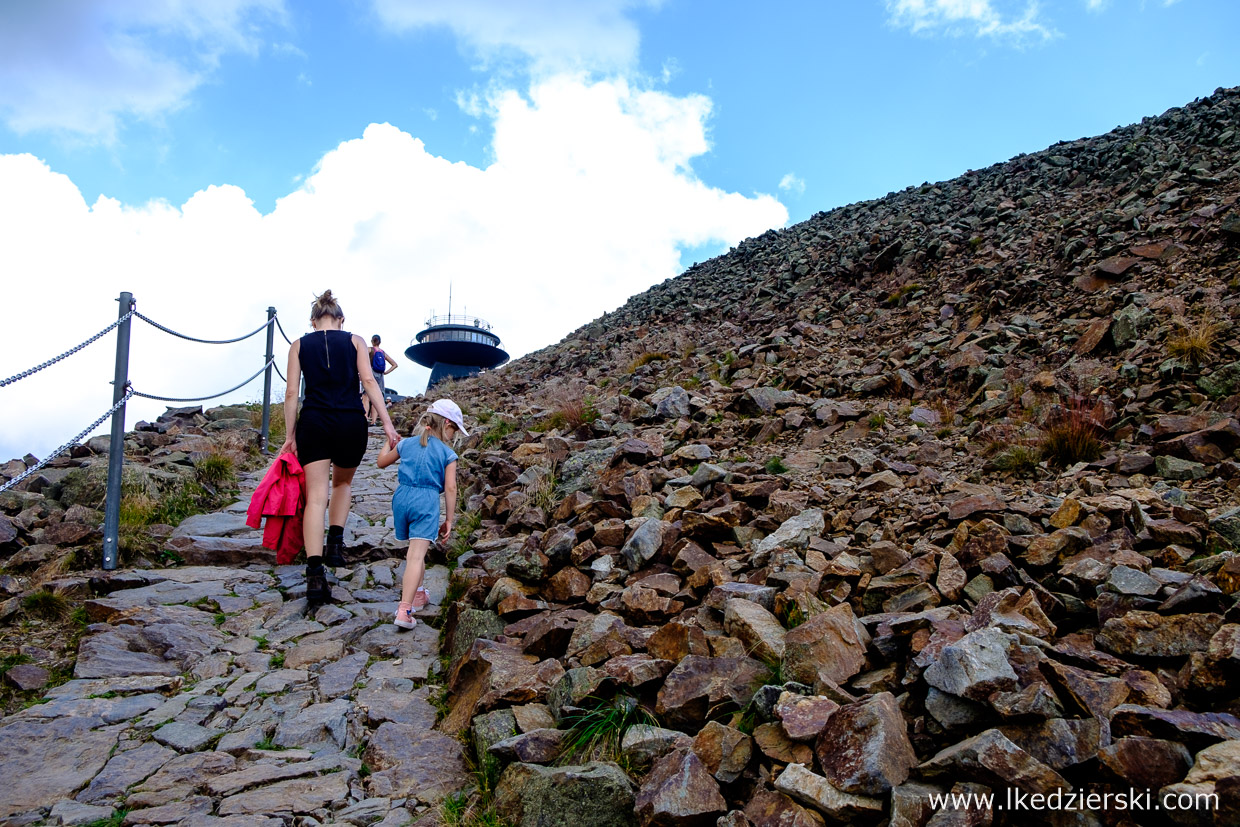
[0,432,468,825]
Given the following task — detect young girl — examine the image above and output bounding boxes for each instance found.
[377,399,467,628]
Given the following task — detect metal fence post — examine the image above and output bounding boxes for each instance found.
[101,291,134,571]
[260,307,275,452]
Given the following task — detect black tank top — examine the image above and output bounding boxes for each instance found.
[299,329,364,412]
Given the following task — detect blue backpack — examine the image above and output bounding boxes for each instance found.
[371,349,386,373]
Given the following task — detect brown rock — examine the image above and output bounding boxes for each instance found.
[783,603,867,687]
[743,790,825,827]
[1097,611,1222,658]
[546,567,592,603]
[772,763,883,822]
[723,598,786,663]
[691,721,752,783]
[635,747,726,827]
[815,692,918,795]
[754,723,814,765]
[918,729,1069,795]
[775,693,839,742]
[655,656,768,728]
[1098,737,1191,788]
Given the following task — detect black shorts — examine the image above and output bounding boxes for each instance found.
[296,407,368,468]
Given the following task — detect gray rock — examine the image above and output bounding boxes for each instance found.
[651,386,692,420]
[0,716,118,818]
[1209,506,1240,547]
[364,723,470,803]
[1106,565,1161,596]
[621,518,669,571]
[51,800,116,826]
[335,798,392,826]
[216,771,350,816]
[317,650,371,698]
[755,509,824,555]
[77,741,176,804]
[170,512,253,538]
[1154,455,1207,481]
[272,698,351,752]
[923,627,1018,701]
[153,721,220,753]
[495,761,637,827]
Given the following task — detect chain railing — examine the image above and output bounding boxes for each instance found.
[0,310,135,387]
[0,389,134,495]
[0,292,286,570]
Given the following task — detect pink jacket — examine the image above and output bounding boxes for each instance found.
[246,453,306,565]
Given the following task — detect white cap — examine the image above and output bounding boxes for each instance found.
[428,399,469,436]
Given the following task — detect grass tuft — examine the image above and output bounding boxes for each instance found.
[1167,315,1224,367]
[992,444,1041,476]
[627,352,669,373]
[22,590,69,620]
[1039,398,1107,467]
[195,452,237,488]
[559,695,656,766]
[764,456,789,474]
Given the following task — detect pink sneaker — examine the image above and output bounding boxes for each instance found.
[412,587,429,609]
[394,607,417,629]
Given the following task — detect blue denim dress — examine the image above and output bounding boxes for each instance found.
[392,436,457,541]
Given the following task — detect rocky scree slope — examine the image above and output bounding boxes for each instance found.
[419,87,1240,826]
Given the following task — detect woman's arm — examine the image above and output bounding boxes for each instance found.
[377,439,400,469]
[438,460,457,541]
[278,340,301,455]
[384,350,398,374]
[355,335,399,448]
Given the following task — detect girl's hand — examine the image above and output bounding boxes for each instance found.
[384,422,399,449]
[278,438,296,456]
[438,520,451,542]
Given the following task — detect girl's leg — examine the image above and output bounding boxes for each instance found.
[302,459,331,559]
[400,539,431,606]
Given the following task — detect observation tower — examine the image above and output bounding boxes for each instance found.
[406,308,510,392]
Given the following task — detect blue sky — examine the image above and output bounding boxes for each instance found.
[1,0,1237,459]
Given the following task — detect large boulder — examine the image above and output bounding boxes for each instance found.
[814,692,918,795]
[495,761,637,827]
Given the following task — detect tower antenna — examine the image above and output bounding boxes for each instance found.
[448,283,452,319]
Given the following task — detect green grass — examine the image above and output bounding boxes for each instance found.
[253,737,287,751]
[559,695,656,765]
[527,468,559,513]
[1039,401,1106,467]
[252,635,269,649]
[764,456,788,474]
[868,413,887,429]
[83,810,128,827]
[22,590,69,620]
[481,420,517,448]
[884,282,923,307]
[195,452,237,488]
[0,653,32,676]
[993,445,1041,476]
[268,652,285,668]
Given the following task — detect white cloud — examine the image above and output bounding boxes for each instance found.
[886,0,1057,41]
[779,173,806,195]
[370,0,660,74]
[0,0,285,140]
[0,76,786,461]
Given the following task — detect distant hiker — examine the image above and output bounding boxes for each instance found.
[377,398,466,629]
[280,290,399,604]
[363,334,398,425]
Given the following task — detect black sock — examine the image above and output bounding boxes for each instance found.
[327,525,344,543]
[307,556,324,572]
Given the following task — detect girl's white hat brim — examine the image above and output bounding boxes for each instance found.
[428,399,469,436]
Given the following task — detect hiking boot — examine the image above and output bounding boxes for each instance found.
[306,566,331,604]
[324,540,347,568]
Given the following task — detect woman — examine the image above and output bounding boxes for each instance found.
[279,290,399,603]
[364,334,398,425]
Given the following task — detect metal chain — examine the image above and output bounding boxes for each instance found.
[0,389,135,494]
[135,312,273,345]
[275,316,295,345]
[0,310,135,388]
[274,362,287,382]
[131,359,276,403]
